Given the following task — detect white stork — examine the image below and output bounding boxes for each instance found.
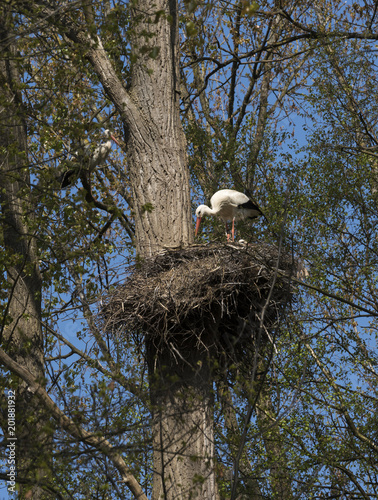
[195,189,262,242]
[59,129,120,187]
[87,129,120,170]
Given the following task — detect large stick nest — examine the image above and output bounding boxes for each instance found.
[100,242,299,357]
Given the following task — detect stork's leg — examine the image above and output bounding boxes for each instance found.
[225,222,230,242]
[231,218,235,242]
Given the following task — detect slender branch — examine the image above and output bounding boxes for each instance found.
[286,273,378,317]
[79,173,135,240]
[305,342,378,454]
[333,464,371,500]
[227,2,242,125]
[43,322,143,398]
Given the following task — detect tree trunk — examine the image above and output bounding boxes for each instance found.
[0,9,51,498]
[125,2,217,497]
[62,0,214,495]
[126,0,193,256]
[146,335,217,500]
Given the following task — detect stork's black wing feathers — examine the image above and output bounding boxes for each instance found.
[239,199,262,213]
[58,169,77,188]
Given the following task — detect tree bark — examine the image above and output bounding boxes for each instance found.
[0,7,51,498]
[126,0,193,256]
[146,335,218,500]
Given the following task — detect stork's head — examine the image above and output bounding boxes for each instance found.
[195,205,208,219]
[195,205,208,236]
[104,129,120,146]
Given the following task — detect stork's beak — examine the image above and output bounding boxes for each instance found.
[195,216,202,236]
[110,134,121,146]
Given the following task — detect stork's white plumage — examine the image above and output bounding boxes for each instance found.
[87,129,120,169]
[195,189,262,242]
[59,129,120,188]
